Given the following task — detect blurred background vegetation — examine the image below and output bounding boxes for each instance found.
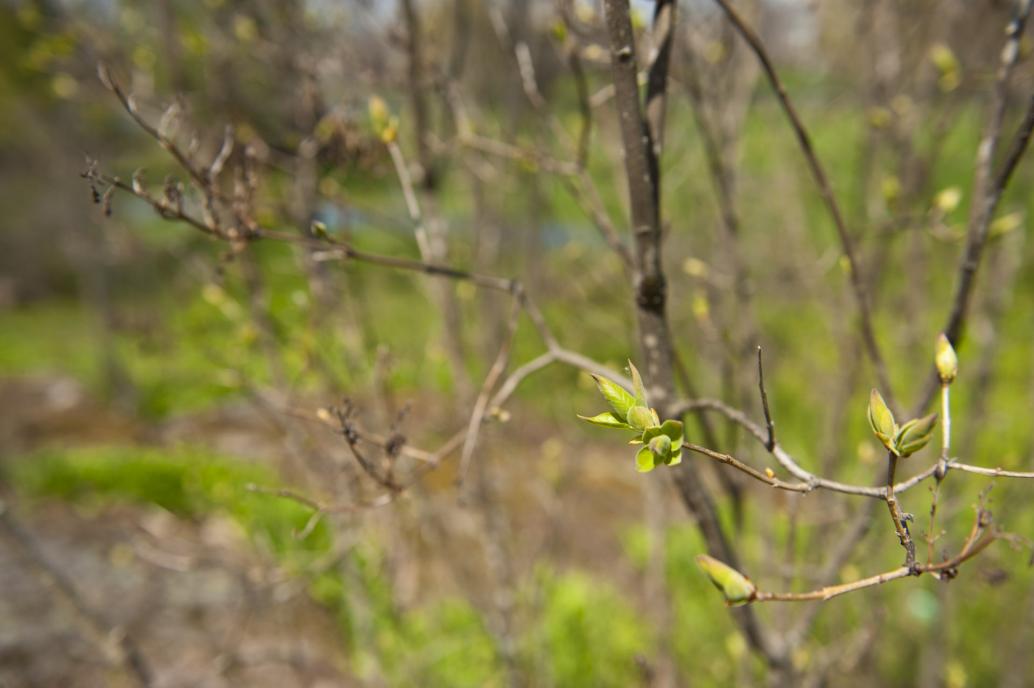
[2,0,1034,686]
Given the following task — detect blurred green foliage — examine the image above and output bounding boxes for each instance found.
[4,3,1034,683]
[7,445,661,686]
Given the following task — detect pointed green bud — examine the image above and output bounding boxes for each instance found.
[626,405,656,431]
[635,446,656,473]
[592,375,637,421]
[577,411,632,429]
[894,413,938,457]
[695,554,756,606]
[935,334,958,384]
[868,388,898,453]
[628,360,647,406]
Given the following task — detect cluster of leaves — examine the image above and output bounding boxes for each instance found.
[578,362,685,472]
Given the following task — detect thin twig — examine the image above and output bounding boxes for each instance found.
[673,397,940,498]
[947,463,1034,479]
[457,294,524,485]
[244,484,395,540]
[885,452,917,569]
[753,530,998,603]
[684,443,812,493]
[757,346,775,451]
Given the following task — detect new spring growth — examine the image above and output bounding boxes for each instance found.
[894,413,938,457]
[868,388,938,458]
[935,333,957,465]
[868,388,897,453]
[578,361,684,473]
[695,554,756,606]
[935,334,958,384]
[368,96,399,144]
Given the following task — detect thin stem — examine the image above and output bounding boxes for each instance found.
[754,530,998,603]
[885,452,916,569]
[684,443,814,492]
[948,464,1034,479]
[673,397,936,498]
[927,383,952,562]
[757,346,775,451]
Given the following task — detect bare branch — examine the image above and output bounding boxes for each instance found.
[947,463,1034,479]
[458,295,524,485]
[884,452,917,570]
[757,346,775,451]
[684,443,813,493]
[754,525,999,603]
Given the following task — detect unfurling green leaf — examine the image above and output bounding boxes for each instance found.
[628,360,647,406]
[640,420,685,466]
[894,413,938,457]
[635,446,656,473]
[648,434,672,463]
[695,554,756,606]
[626,405,656,431]
[935,334,958,384]
[577,411,632,429]
[868,388,898,454]
[658,419,684,449]
[592,374,637,421]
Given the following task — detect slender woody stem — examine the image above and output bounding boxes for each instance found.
[928,383,952,562]
[885,452,916,570]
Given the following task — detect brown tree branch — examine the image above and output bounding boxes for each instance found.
[602,0,784,668]
[753,524,999,603]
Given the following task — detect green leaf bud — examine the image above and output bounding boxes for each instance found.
[695,554,756,606]
[626,405,657,430]
[894,413,938,457]
[935,334,958,384]
[868,388,898,454]
[368,96,399,143]
[658,419,685,451]
[648,434,672,463]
